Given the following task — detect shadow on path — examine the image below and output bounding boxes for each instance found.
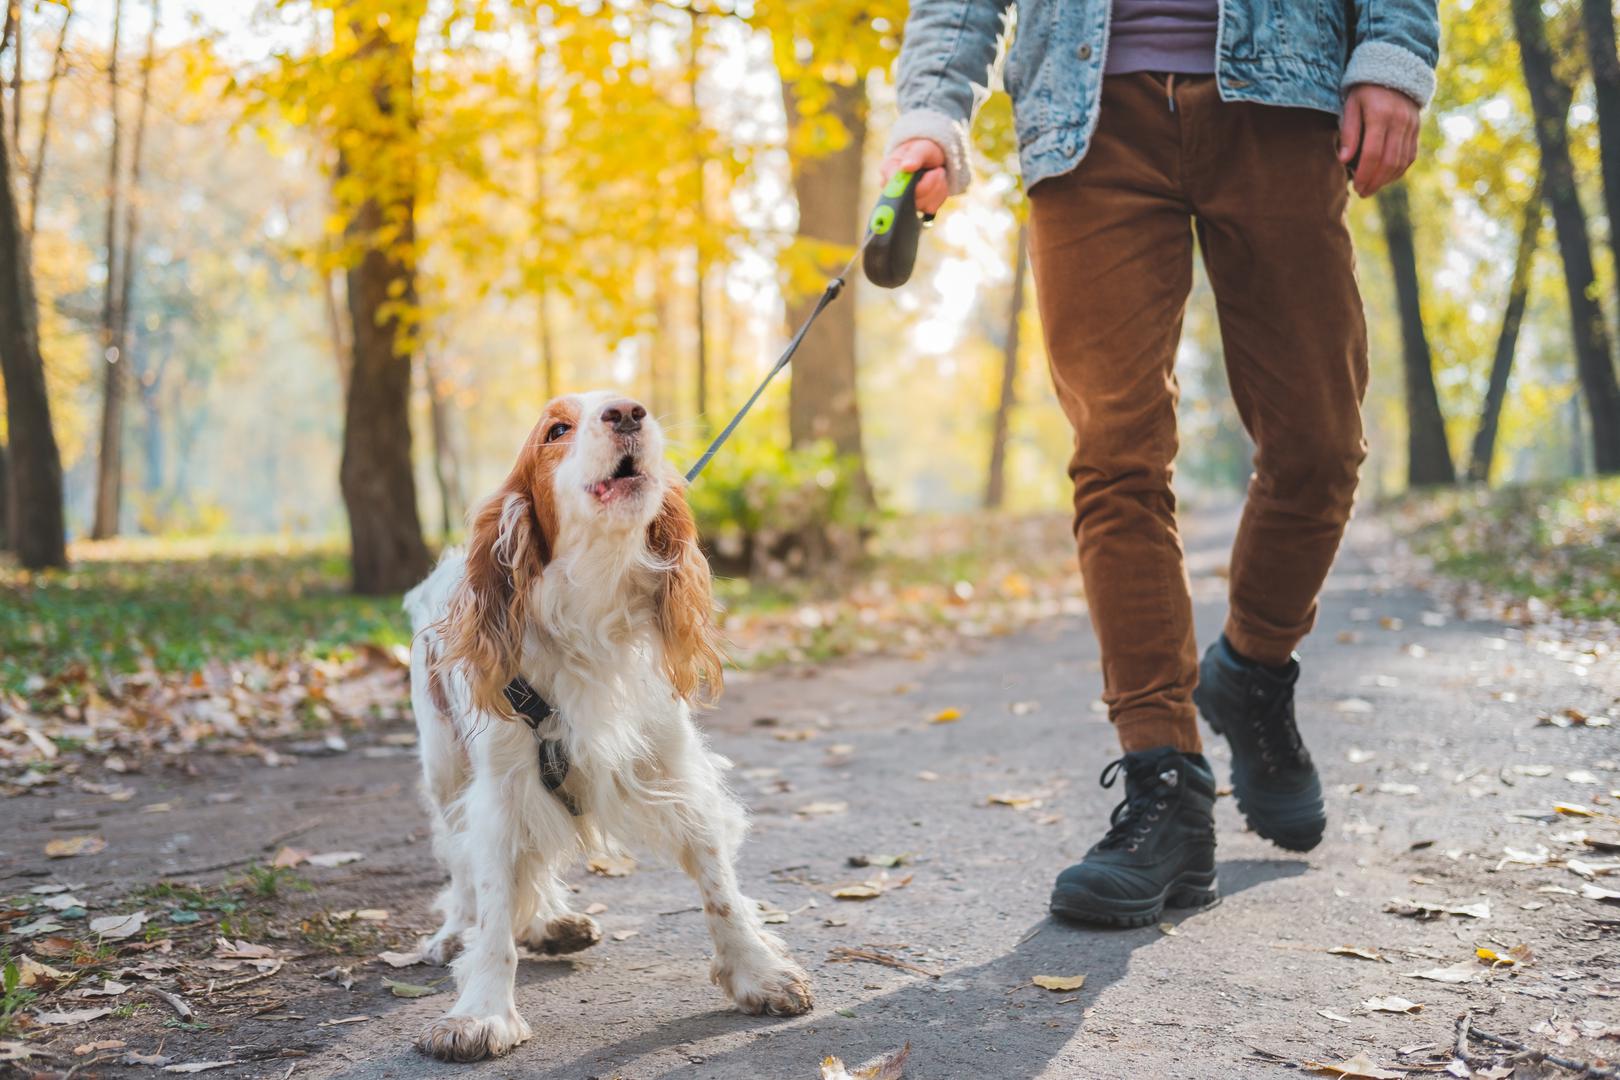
[530,857,1307,1080]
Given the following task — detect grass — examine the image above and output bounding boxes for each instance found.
[1399,477,1620,621]
[0,537,412,699]
[2,513,1079,701]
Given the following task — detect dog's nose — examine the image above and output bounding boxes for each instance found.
[601,400,646,435]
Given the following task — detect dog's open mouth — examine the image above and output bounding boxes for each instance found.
[589,454,645,502]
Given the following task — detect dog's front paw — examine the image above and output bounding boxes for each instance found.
[418,932,463,967]
[518,912,602,956]
[415,1010,532,1062]
[717,959,814,1018]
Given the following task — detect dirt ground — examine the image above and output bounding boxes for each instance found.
[3,509,1618,1079]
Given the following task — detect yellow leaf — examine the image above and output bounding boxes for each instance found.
[45,835,106,859]
[1032,974,1086,992]
[930,707,961,724]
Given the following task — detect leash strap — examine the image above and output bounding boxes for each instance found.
[684,235,872,483]
[503,677,583,817]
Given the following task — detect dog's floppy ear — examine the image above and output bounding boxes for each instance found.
[437,478,550,719]
[648,482,723,703]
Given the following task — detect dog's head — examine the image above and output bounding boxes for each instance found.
[437,391,722,716]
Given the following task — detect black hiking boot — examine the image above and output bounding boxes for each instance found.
[1193,635,1326,852]
[1049,747,1218,928]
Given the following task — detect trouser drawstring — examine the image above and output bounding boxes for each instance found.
[1166,72,1177,112]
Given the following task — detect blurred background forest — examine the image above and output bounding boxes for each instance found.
[1,0,1617,695]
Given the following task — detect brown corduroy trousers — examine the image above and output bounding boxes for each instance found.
[1026,73,1370,754]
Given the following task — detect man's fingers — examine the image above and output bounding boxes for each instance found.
[1354,121,1390,196]
[915,170,948,215]
[1338,95,1363,165]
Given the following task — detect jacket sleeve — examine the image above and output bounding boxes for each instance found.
[887,0,1017,196]
[1342,0,1441,107]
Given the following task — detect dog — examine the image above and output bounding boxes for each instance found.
[403,391,813,1062]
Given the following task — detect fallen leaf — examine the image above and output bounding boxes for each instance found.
[1385,897,1489,920]
[76,979,131,998]
[611,930,638,942]
[986,792,1044,809]
[0,1042,48,1063]
[74,1040,126,1055]
[34,1007,114,1026]
[1567,858,1620,879]
[1032,974,1086,992]
[382,978,438,998]
[929,708,961,724]
[1363,995,1423,1014]
[773,729,818,742]
[915,771,939,782]
[45,836,106,859]
[584,902,608,915]
[831,884,882,901]
[1157,923,1178,936]
[1338,699,1375,714]
[317,965,355,989]
[1376,782,1421,797]
[819,1042,910,1080]
[1319,1009,1355,1024]
[162,1062,241,1074]
[1580,882,1620,902]
[1402,961,1479,985]
[213,938,275,959]
[1329,946,1385,962]
[13,955,68,987]
[1555,803,1597,818]
[305,851,364,868]
[1304,1052,1405,1078]
[332,909,388,922]
[586,854,636,877]
[798,801,849,817]
[377,950,424,968]
[1475,947,1517,967]
[89,911,149,941]
[316,1015,372,1027]
[847,854,907,868]
[39,894,87,912]
[271,847,309,868]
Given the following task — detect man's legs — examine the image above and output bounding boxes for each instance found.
[1179,80,1368,852]
[1028,73,1202,757]
[1031,74,1218,927]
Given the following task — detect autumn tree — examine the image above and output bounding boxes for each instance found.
[1379,182,1457,487]
[1469,180,1542,484]
[1512,0,1620,473]
[0,76,67,569]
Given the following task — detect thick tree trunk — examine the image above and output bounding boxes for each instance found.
[338,12,431,595]
[321,263,352,395]
[1378,182,1456,488]
[91,0,125,539]
[984,223,1028,509]
[1514,0,1620,474]
[26,4,72,239]
[781,79,871,500]
[0,85,67,569]
[1468,180,1542,485]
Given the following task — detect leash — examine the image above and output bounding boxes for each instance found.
[684,167,935,483]
[511,168,936,812]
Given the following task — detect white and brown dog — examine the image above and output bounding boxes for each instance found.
[403,391,813,1062]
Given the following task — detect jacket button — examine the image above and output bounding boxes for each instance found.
[1077,43,1093,60]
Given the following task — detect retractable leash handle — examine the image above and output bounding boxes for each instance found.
[684,170,936,482]
[862,168,936,289]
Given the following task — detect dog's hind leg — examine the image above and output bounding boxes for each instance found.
[516,869,602,956]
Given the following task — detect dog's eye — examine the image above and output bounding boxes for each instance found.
[545,422,572,443]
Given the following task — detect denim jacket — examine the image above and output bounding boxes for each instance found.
[890,0,1441,194]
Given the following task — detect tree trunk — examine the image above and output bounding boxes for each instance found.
[781,78,871,499]
[1582,0,1620,302]
[1514,0,1620,473]
[425,351,464,540]
[321,263,352,394]
[1468,179,1542,485]
[0,84,68,569]
[1378,182,1456,488]
[984,223,1027,509]
[7,0,19,153]
[91,0,125,539]
[25,4,72,239]
[338,11,432,595]
[0,439,10,550]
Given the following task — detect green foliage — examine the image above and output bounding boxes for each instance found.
[234,863,313,900]
[0,955,38,1038]
[686,438,875,578]
[1403,477,1620,619]
[0,542,410,699]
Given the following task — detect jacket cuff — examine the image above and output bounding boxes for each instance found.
[1342,40,1436,108]
[886,108,972,196]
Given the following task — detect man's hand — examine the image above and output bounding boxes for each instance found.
[1338,84,1421,198]
[879,138,950,215]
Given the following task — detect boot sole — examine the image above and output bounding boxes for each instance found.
[1196,693,1326,853]
[1048,869,1219,929]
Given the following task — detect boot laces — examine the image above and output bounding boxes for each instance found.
[1250,678,1308,773]
[1097,757,1180,853]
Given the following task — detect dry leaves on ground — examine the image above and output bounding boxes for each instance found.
[1032,974,1086,992]
[820,1042,911,1080]
[1303,1052,1405,1079]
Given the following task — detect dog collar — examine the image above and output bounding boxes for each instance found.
[503,678,583,817]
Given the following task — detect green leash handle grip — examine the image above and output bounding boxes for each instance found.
[862,168,936,289]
